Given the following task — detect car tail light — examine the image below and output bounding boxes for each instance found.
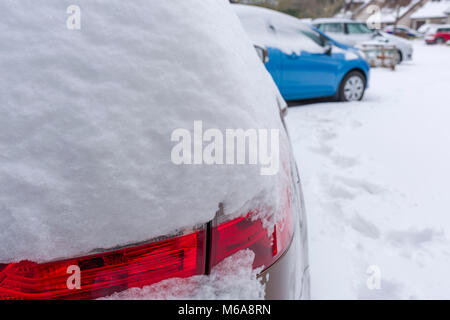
[0,183,295,300]
[210,187,294,271]
[0,230,206,300]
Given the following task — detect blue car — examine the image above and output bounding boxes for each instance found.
[233,4,370,102]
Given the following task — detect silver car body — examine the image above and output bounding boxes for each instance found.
[313,18,414,62]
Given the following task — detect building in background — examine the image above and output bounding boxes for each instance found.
[231,0,450,29]
[349,0,450,28]
[230,0,349,19]
[409,0,450,28]
[351,0,426,27]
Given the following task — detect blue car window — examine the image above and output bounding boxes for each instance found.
[272,21,327,51]
[299,29,326,47]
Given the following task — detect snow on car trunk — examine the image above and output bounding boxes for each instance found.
[0,0,288,263]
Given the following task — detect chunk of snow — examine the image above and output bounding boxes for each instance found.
[100,250,265,300]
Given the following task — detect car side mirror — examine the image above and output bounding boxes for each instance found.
[254,45,269,64]
[372,30,382,38]
[324,43,332,56]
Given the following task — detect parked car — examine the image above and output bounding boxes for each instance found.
[418,23,441,35]
[425,25,450,44]
[0,1,309,300]
[313,18,414,64]
[233,5,370,102]
[383,25,421,38]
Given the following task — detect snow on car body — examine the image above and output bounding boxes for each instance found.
[313,18,414,64]
[0,0,309,299]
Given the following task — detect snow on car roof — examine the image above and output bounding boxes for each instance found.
[232,4,327,54]
[0,0,288,262]
[312,18,359,24]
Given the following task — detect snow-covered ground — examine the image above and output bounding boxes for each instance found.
[286,41,450,299]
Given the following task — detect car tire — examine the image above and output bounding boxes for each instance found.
[338,71,366,102]
[436,37,445,45]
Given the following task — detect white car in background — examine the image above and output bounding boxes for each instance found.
[383,25,422,38]
[418,23,441,35]
[313,18,414,64]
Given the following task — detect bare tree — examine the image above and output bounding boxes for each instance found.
[231,0,347,18]
[383,0,412,27]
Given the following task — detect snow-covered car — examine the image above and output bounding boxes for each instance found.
[424,25,450,44]
[383,25,421,38]
[233,5,370,102]
[313,18,414,63]
[418,23,441,35]
[0,1,309,300]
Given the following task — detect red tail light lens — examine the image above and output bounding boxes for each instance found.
[210,188,294,271]
[0,188,294,300]
[0,230,206,300]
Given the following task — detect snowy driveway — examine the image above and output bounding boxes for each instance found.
[286,41,450,299]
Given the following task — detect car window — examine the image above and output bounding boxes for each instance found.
[274,21,327,51]
[347,23,373,34]
[322,23,344,33]
[300,28,327,47]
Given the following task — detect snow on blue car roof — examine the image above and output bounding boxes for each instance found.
[232,4,328,54]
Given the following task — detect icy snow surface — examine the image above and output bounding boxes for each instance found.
[0,0,288,262]
[287,41,450,299]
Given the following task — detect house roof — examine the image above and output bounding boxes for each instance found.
[379,0,422,23]
[411,0,450,19]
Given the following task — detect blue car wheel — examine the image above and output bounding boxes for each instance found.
[338,71,366,102]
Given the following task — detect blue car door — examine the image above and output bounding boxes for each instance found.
[280,29,340,100]
[265,48,284,88]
